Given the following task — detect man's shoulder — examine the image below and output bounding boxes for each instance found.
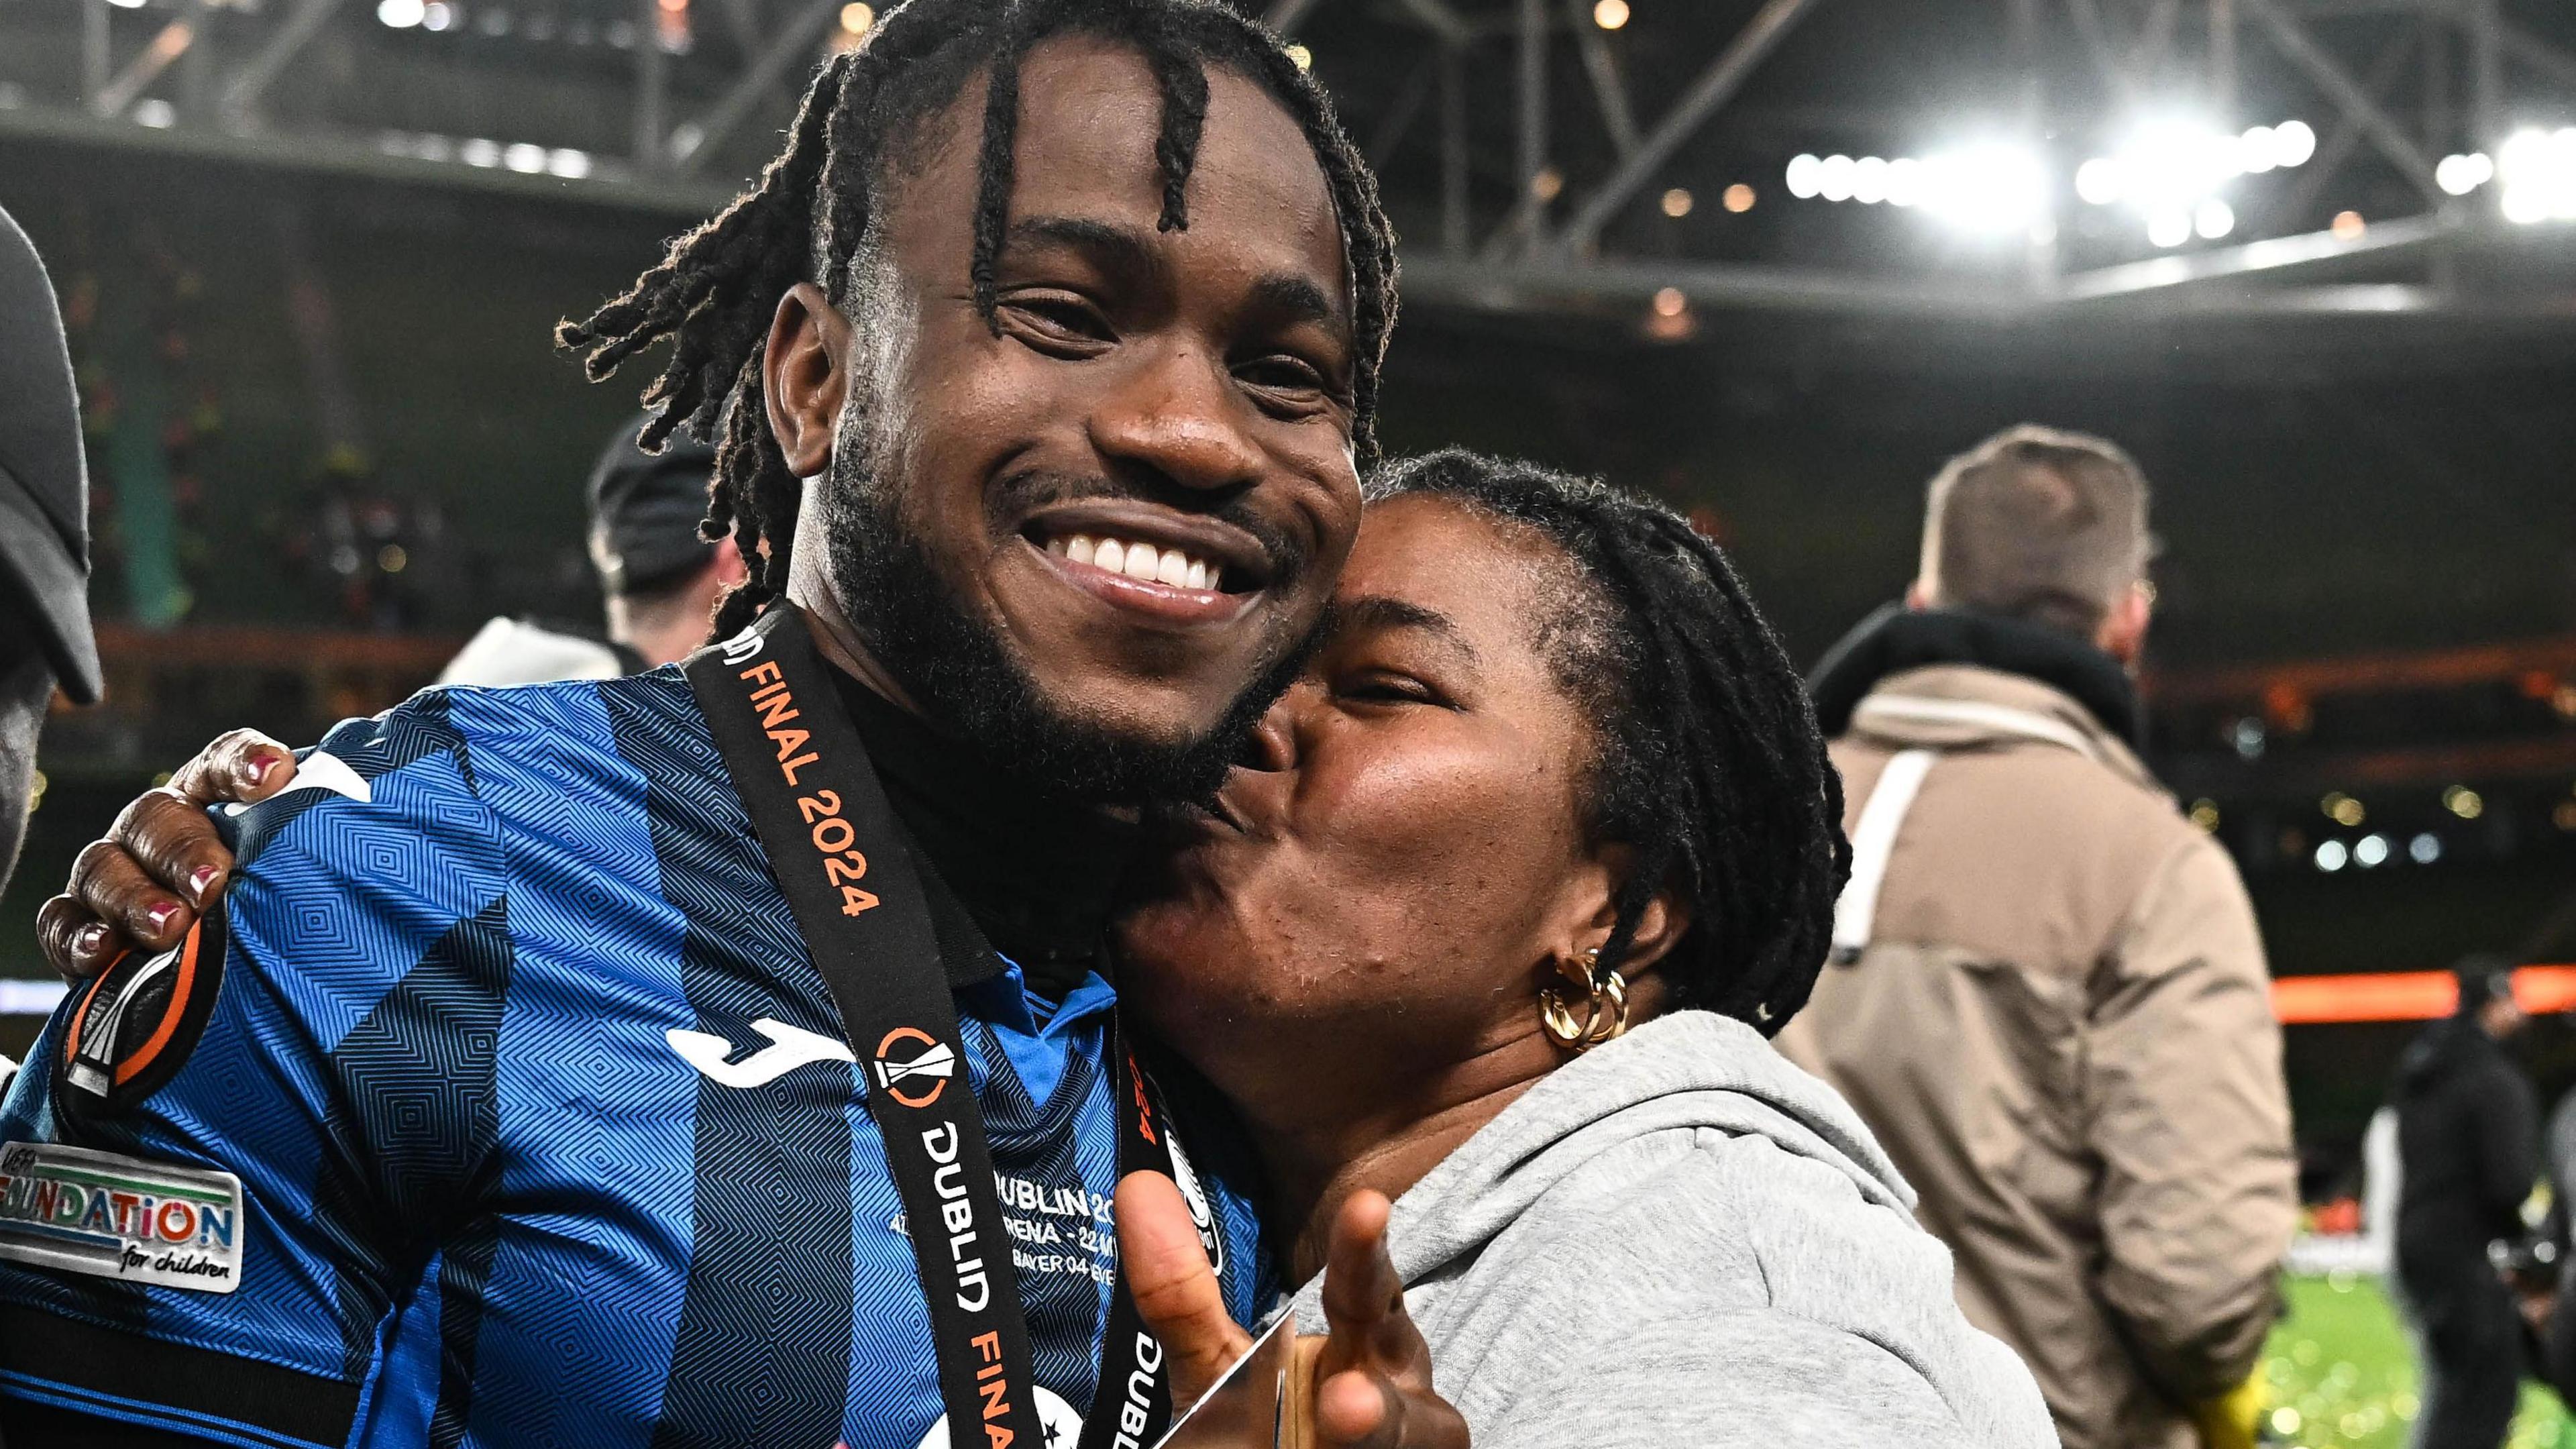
[235,671,708,855]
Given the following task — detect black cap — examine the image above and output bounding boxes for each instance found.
[2455,953,2518,1016]
[0,205,101,705]
[585,415,718,598]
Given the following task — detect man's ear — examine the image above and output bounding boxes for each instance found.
[764,282,853,480]
[2094,580,2153,669]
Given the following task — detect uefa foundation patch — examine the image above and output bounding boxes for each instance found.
[0,1141,244,1293]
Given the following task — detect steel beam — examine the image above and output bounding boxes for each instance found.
[671,0,841,175]
[2130,0,2182,77]
[1555,0,1820,254]
[179,0,213,119]
[94,20,195,117]
[2244,0,2443,206]
[2496,19,2575,101]
[2065,0,2145,107]
[1393,0,1472,46]
[1440,42,1468,255]
[1263,0,1326,39]
[1363,52,1438,167]
[1566,0,1640,160]
[2211,0,2238,113]
[1516,0,1546,258]
[83,0,111,109]
[2250,26,2416,235]
[219,0,349,127]
[2058,212,2449,299]
[2015,0,2053,294]
[633,0,666,170]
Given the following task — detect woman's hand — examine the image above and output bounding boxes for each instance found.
[1116,1171,1467,1449]
[35,729,296,980]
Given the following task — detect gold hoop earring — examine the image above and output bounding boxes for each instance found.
[1539,948,1630,1053]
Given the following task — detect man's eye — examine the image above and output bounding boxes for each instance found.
[1235,356,1330,398]
[1001,294,1113,348]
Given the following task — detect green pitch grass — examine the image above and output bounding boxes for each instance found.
[2263,1273,2570,1448]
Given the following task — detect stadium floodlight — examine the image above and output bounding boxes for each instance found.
[2074,157,2123,205]
[2145,207,2192,248]
[504,142,547,173]
[2194,198,2235,240]
[1817,154,1857,202]
[1884,156,1924,208]
[1915,144,2046,235]
[2269,119,2317,168]
[1785,154,1823,199]
[1851,156,1890,205]
[2498,127,2576,224]
[2314,839,2349,872]
[378,0,427,25]
[2236,125,2279,174]
[2436,152,2495,196]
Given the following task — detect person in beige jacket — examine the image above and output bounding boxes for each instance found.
[1776,424,2298,1449]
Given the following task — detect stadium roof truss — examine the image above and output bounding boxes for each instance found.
[3,0,2574,325]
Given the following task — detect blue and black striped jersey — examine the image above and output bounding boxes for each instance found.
[0,669,1272,1449]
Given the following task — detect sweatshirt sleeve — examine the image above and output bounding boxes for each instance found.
[1453,1308,2013,1449]
[2084,832,2298,1405]
[1377,1124,2058,1449]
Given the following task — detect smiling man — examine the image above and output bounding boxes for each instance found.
[0,5,1409,1446]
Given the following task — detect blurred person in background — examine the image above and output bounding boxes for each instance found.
[2390,955,2536,1449]
[1776,423,2296,1449]
[0,203,103,901]
[434,416,745,686]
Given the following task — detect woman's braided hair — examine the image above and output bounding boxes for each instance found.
[557,0,1396,640]
[1367,449,1851,1036]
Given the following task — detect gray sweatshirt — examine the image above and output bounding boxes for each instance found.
[1291,1010,2059,1448]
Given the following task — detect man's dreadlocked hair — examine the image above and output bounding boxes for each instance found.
[557,0,1397,639]
[1366,449,1851,1037]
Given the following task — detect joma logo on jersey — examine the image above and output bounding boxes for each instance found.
[873,1026,956,1109]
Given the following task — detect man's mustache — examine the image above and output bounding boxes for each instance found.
[987,471,1308,593]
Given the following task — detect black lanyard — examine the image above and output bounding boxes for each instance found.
[686,605,1181,1449]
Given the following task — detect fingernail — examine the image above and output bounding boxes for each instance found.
[187,864,221,900]
[238,755,272,790]
[72,923,109,961]
[146,902,181,934]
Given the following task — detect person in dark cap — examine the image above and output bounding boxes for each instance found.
[0,203,101,900]
[434,416,744,686]
[2392,954,2538,1449]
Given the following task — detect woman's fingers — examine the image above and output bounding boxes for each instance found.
[1313,1191,1466,1449]
[1114,1169,1251,1409]
[167,729,297,809]
[1318,1191,1411,1362]
[35,729,288,983]
[68,839,193,956]
[113,788,237,912]
[34,896,115,982]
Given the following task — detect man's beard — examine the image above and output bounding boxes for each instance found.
[818,447,1313,805]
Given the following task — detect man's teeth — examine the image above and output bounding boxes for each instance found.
[1049,534,1219,591]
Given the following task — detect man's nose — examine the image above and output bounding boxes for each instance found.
[1238,694,1300,775]
[1088,347,1266,495]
